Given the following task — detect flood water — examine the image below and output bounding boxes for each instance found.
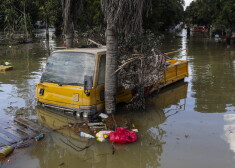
[1,30,235,168]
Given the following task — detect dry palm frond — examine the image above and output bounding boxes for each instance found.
[118,49,166,90]
[118,49,166,110]
[117,32,166,110]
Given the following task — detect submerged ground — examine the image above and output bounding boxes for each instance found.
[1,30,235,168]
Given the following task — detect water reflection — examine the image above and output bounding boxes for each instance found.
[32,107,163,168]
[36,107,87,140]
[188,38,235,113]
[224,114,235,159]
[0,44,48,119]
[16,81,188,168]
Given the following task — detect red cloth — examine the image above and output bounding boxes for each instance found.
[109,127,137,144]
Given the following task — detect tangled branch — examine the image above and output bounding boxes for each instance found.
[117,32,167,110]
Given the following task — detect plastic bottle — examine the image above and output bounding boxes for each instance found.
[131,129,138,132]
[79,132,95,139]
[99,131,111,135]
[0,146,14,158]
[34,133,45,141]
[95,131,111,138]
[95,131,112,142]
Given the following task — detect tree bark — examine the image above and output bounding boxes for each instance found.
[105,26,118,114]
[23,1,29,40]
[45,14,49,40]
[65,26,74,48]
[62,0,79,48]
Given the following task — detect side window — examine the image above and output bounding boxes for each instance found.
[98,55,106,85]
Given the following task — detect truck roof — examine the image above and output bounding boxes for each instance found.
[53,48,107,55]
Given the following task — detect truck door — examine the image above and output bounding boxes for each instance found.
[95,55,106,112]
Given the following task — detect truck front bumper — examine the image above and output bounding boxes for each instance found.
[37,102,97,117]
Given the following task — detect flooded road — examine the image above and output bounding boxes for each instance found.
[1,31,235,168]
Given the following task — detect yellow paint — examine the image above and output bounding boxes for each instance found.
[36,48,188,114]
[0,146,14,158]
[153,82,188,109]
[165,49,188,55]
[0,65,13,71]
[36,107,86,141]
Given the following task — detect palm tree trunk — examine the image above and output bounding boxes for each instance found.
[105,26,118,114]
[63,0,76,48]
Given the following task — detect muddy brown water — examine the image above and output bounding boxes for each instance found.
[1,30,235,168]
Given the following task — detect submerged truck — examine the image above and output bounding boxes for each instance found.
[36,48,188,117]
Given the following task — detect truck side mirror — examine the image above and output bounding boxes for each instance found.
[84,75,93,96]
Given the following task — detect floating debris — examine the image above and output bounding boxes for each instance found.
[0,65,13,71]
[79,132,95,139]
[99,113,109,119]
[0,146,14,158]
[0,116,49,160]
[37,108,138,145]
[109,127,138,144]
[88,122,106,126]
[131,129,138,132]
[34,133,45,141]
[104,115,132,130]
[95,131,112,142]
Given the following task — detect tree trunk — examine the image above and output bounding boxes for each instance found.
[45,14,49,40]
[63,0,76,48]
[105,26,118,114]
[23,2,29,40]
[65,27,74,48]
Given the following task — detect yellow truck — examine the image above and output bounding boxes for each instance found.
[36,48,188,117]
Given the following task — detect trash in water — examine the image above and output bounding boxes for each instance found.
[34,133,45,141]
[99,113,109,119]
[131,129,138,132]
[88,122,106,126]
[4,62,11,66]
[37,109,138,145]
[109,127,138,144]
[97,137,106,142]
[88,122,107,131]
[79,132,95,139]
[0,146,14,158]
[104,115,132,130]
[96,130,112,136]
[95,130,112,142]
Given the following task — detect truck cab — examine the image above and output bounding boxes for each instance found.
[36,48,132,117]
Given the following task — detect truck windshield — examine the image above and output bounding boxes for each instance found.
[41,52,96,85]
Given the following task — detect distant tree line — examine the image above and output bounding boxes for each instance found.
[185,0,235,30]
[0,0,185,39]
